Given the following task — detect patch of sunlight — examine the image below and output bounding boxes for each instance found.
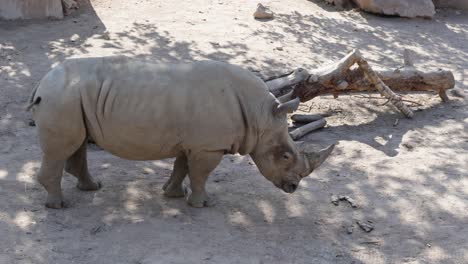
[435,194,468,215]
[285,196,304,218]
[142,167,155,174]
[446,23,468,34]
[103,210,120,223]
[374,208,388,218]
[14,211,35,230]
[127,215,145,223]
[228,211,252,227]
[458,178,468,195]
[1,113,12,125]
[16,161,40,183]
[162,208,181,218]
[152,160,173,170]
[124,184,140,212]
[425,245,448,262]
[257,200,275,223]
[352,250,385,264]
[19,68,31,77]
[50,61,61,68]
[0,170,8,179]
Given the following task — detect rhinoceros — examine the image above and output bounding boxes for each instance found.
[27,56,334,209]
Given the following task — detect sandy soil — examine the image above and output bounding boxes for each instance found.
[0,0,467,263]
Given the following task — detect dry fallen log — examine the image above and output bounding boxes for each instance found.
[291,114,324,123]
[290,118,327,140]
[265,49,455,118]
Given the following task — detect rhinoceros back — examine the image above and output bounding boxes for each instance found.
[34,57,275,160]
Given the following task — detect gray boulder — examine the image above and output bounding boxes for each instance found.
[433,0,468,10]
[353,0,436,18]
[0,0,63,20]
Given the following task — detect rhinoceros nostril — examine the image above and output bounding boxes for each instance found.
[282,182,298,193]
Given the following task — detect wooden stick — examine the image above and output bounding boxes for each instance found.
[354,50,414,118]
[291,114,324,123]
[290,118,327,140]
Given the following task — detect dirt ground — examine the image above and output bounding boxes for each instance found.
[1,0,467,263]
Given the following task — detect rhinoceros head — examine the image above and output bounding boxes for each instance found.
[250,96,335,193]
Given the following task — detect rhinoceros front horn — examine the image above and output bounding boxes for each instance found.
[304,144,335,172]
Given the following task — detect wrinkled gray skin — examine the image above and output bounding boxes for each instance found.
[29,57,334,209]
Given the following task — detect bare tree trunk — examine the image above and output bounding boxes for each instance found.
[265,49,455,118]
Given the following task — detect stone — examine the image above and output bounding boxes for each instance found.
[253,3,274,19]
[354,0,435,18]
[433,0,468,10]
[356,220,374,232]
[62,0,79,16]
[324,0,354,9]
[0,0,63,20]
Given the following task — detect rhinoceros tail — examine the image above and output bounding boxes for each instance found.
[25,83,41,111]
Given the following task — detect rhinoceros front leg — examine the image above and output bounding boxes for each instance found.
[187,151,223,208]
[65,141,101,191]
[163,155,188,198]
[38,156,66,209]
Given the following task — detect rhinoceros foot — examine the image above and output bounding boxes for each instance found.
[77,181,102,191]
[163,184,187,198]
[45,195,68,209]
[187,192,216,208]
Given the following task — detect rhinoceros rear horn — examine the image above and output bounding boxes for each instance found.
[305,144,335,171]
[274,97,300,116]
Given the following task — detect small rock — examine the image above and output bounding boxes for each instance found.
[28,119,36,127]
[402,142,415,150]
[90,224,107,235]
[275,47,283,51]
[331,194,358,208]
[331,194,340,206]
[356,220,374,233]
[102,32,111,40]
[346,226,354,234]
[254,3,274,19]
[70,34,80,43]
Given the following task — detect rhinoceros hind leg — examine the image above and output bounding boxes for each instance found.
[163,155,188,198]
[65,141,101,191]
[186,151,223,208]
[38,156,66,209]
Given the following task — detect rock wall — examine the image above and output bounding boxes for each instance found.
[0,0,63,20]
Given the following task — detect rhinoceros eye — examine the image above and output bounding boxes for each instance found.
[282,152,293,161]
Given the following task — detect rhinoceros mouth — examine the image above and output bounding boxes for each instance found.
[281,182,298,193]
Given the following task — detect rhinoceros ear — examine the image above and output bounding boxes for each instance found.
[305,144,335,171]
[274,97,300,116]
